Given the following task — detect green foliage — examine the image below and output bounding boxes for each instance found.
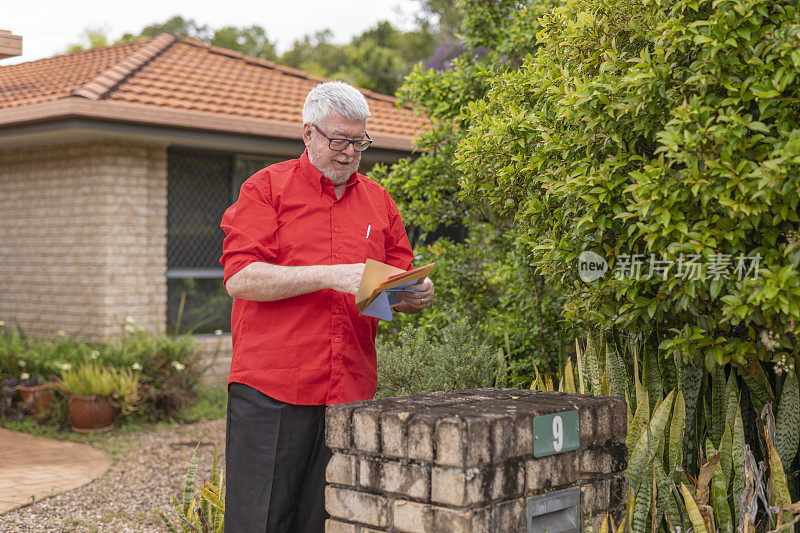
[539,336,800,531]
[174,387,227,424]
[732,405,746,521]
[66,7,453,95]
[104,324,208,419]
[375,0,568,383]
[606,341,628,398]
[65,26,110,52]
[0,323,206,423]
[0,386,226,445]
[112,367,142,416]
[121,16,277,61]
[775,369,800,471]
[280,22,439,94]
[680,482,708,533]
[380,231,572,381]
[707,439,734,533]
[56,363,142,415]
[456,0,800,377]
[158,443,225,533]
[413,0,462,38]
[57,362,117,397]
[628,389,675,493]
[380,0,558,233]
[667,389,685,475]
[375,311,506,398]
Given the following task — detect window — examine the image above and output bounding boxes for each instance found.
[166,149,278,334]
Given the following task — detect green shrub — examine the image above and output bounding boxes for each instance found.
[457,0,800,371]
[443,0,800,521]
[103,324,207,418]
[372,0,568,383]
[379,230,574,383]
[0,321,205,422]
[376,311,507,398]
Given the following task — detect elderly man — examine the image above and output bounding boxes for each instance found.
[219,81,434,532]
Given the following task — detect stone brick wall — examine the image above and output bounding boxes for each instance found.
[325,389,627,532]
[0,141,167,341]
[195,335,232,387]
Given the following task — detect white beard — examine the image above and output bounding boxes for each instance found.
[308,151,359,186]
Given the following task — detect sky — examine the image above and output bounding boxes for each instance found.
[3,0,422,65]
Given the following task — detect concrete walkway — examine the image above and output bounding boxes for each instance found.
[0,428,111,514]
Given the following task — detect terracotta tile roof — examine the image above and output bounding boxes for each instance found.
[0,39,150,108]
[0,34,425,149]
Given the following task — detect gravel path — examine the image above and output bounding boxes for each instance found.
[0,419,226,532]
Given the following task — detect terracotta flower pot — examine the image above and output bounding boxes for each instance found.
[68,395,116,434]
[18,384,53,416]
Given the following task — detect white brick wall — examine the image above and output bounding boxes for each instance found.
[0,141,167,341]
[195,335,232,387]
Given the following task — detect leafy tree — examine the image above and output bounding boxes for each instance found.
[125,16,277,61]
[411,0,463,38]
[122,15,211,41]
[279,30,353,79]
[68,16,277,62]
[456,0,800,372]
[207,25,276,61]
[374,0,565,381]
[447,0,800,513]
[65,14,441,94]
[65,26,111,53]
[279,21,439,94]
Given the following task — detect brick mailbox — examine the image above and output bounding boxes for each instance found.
[324,388,627,532]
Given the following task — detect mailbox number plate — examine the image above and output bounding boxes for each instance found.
[532,410,579,458]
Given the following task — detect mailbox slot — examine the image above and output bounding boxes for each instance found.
[526,486,580,533]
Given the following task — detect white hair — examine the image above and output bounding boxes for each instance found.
[302,81,371,125]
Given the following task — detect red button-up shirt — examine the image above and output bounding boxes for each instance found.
[219,150,414,405]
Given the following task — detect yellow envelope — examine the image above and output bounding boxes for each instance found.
[355,259,435,314]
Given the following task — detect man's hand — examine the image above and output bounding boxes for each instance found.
[395,277,434,313]
[329,263,366,295]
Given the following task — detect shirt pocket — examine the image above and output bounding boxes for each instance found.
[358,222,387,263]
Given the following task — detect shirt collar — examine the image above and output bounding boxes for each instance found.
[299,149,361,198]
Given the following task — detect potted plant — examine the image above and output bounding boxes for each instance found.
[111,367,141,416]
[57,363,140,433]
[16,373,55,416]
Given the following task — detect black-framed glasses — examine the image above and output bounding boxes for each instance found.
[312,124,373,152]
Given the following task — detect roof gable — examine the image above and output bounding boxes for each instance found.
[0,39,149,108]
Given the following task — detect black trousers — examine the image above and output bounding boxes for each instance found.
[224,382,331,533]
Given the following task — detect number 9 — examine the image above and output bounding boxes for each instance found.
[552,415,563,452]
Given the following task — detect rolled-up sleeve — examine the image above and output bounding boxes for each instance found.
[219,175,279,285]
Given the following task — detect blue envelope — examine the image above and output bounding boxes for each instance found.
[361,281,422,321]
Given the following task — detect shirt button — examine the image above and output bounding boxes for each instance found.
[335,253,341,258]
[334,336,342,343]
[334,227,340,233]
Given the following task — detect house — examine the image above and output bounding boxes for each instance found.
[0,33,423,360]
